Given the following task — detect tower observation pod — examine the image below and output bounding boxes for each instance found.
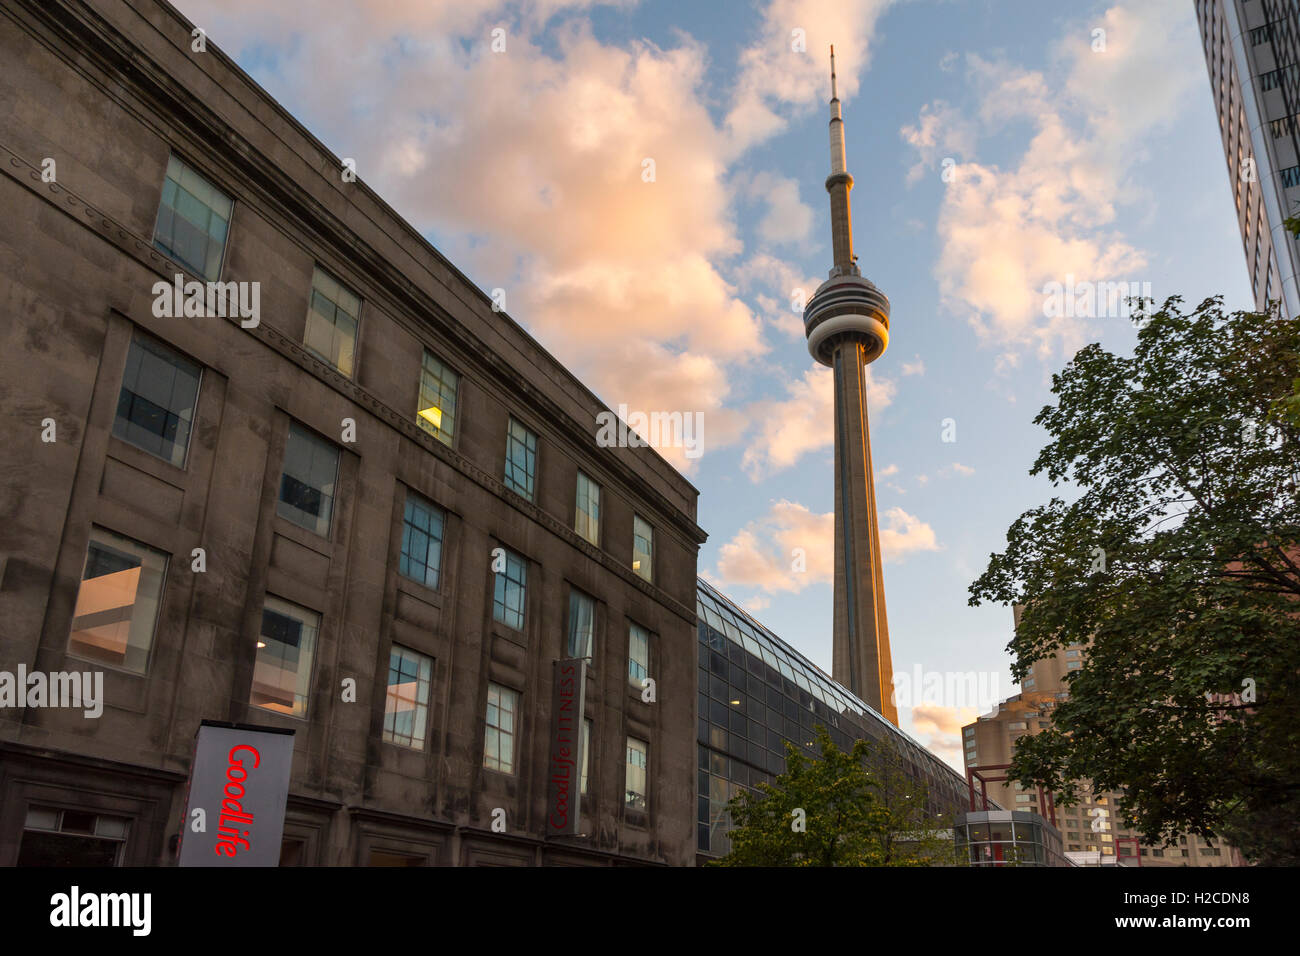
[802,46,897,725]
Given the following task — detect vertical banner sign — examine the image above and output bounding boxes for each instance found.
[546,658,587,836]
[178,721,295,866]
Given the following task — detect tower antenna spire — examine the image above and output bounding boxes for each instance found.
[831,44,838,100]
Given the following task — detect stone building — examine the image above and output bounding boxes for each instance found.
[0,0,705,866]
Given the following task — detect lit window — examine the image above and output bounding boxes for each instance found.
[152,154,232,281]
[567,589,595,660]
[416,350,458,446]
[574,471,600,545]
[303,267,360,378]
[113,334,201,467]
[384,645,433,750]
[277,422,339,537]
[399,493,445,589]
[252,596,319,717]
[484,683,519,773]
[632,515,654,583]
[492,548,527,630]
[625,737,648,811]
[503,417,538,500]
[629,623,650,685]
[69,527,167,674]
[581,719,592,796]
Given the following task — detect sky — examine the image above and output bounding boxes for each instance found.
[172,0,1254,769]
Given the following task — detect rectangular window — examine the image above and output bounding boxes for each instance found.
[492,548,527,630]
[581,719,592,796]
[484,683,518,773]
[625,738,648,811]
[1282,165,1300,189]
[632,515,654,582]
[416,350,459,446]
[384,645,433,750]
[17,806,130,867]
[503,417,538,500]
[628,623,650,685]
[113,334,201,467]
[152,154,232,281]
[574,471,600,545]
[567,590,595,660]
[399,493,445,590]
[252,596,320,718]
[69,528,168,676]
[277,422,340,537]
[303,267,360,378]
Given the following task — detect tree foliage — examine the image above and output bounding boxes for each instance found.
[969,296,1300,864]
[712,725,953,866]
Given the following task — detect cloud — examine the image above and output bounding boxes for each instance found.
[908,703,978,770]
[741,363,895,478]
[878,506,940,560]
[725,0,896,153]
[898,100,976,185]
[744,171,815,245]
[712,499,834,595]
[880,463,899,477]
[709,499,938,595]
[900,357,925,376]
[173,0,778,473]
[904,0,1201,361]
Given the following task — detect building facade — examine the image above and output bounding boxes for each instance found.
[0,0,705,866]
[962,612,1238,866]
[695,580,970,861]
[1197,0,1300,317]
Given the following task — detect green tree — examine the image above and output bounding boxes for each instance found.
[712,725,952,866]
[969,296,1300,864]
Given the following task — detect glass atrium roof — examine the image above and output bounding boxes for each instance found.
[696,577,970,795]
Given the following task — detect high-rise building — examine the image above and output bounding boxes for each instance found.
[803,49,897,724]
[1196,0,1300,317]
[962,610,1239,866]
[0,0,706,866]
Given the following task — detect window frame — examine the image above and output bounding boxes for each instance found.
[398,491,446,591]
[303,264,362,379]
[276,421,341,539]
[383,644,434,751]
[632,514,655,583]
[503,416,539,501]
[151,152,233,282]
[416,349,460,447]
[68,526,170,676]
[251,594,321,719]
[112,332,203,469]
[492,547,528,631]
[483,682,520,774]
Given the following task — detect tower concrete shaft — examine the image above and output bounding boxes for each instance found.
[803,47,897,724]
[832,340,896,724]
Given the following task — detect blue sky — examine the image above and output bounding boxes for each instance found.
[176,0,1253,767]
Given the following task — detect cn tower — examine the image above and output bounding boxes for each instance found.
[803,47,897,725]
